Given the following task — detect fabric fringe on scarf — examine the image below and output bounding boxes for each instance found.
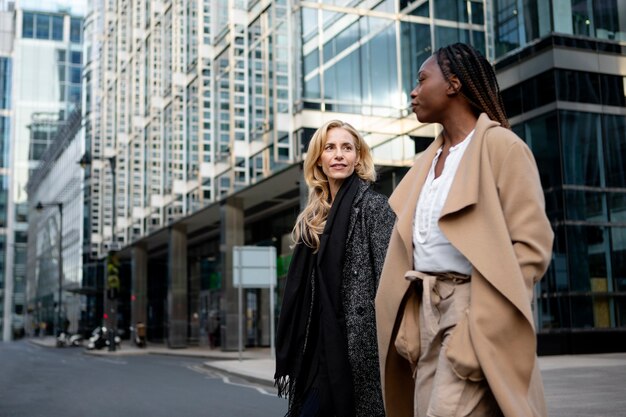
[275,376,308,417]
[275,375,291,399]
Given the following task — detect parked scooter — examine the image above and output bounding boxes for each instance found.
[56,332,84,347]
[130,322,147,348]
[86,326,121,350]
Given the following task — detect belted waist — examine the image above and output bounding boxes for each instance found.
[404,270,470,314]
[405,270,470,285]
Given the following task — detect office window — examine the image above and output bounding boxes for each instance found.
[519,112,563,220]
[471,1,484,25]
[23,12,34,38]
[435,26,470,50]
[557,70,601,104]
[70,67,81,83]
[603,115,626,188]
[70,51,82,64]
[70,18,82,43]
[0,58,10,109]
[560,111,601,187]
[0,116,9,167]
[35,14,51,39]
[52,15,64,40]
[435,0,469,22]
[68,86,81,104]
[400,21,431,100]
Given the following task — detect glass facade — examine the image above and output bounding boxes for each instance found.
[497,25,626,349]
[502,69,626,117]
[494,0,626,57]
[4,7,84,339]
[299,0,487,116]
[27,110,84,336]
[0,57,10,109]
[516,111,626,331]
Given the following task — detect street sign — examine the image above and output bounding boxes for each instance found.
[233,246,277,288]
[232,246,277,361]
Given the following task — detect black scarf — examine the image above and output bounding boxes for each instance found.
[275,174,359,417]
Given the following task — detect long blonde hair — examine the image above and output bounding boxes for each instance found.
[292,120,376,250]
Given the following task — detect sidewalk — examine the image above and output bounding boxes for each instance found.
[29,337,626,416]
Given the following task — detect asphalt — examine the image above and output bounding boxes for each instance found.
[28,337,626,416]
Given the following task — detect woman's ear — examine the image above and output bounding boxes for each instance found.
[447,75,462,96]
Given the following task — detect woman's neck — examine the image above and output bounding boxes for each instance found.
[440,112,478,147]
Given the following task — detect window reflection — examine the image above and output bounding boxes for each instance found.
[603,115,626,188]
[400,21,431,99]
[435,26,470,49]
[560,111,601,186]
[435,0,469,22]
[517,109,626,332]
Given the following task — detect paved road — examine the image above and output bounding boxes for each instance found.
[0,340,287,417]
[539,353,626,417]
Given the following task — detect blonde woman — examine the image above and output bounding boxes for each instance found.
[275,120,395,417]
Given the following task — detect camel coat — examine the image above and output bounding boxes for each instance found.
[375,114,553,417]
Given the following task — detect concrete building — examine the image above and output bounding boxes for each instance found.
[1,0,84,340]
[77,0,625,354]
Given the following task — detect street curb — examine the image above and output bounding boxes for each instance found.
[202,361,277,391]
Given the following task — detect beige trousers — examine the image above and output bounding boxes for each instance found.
[409,272,502,417]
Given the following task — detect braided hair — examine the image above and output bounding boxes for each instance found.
[435,43,510,129]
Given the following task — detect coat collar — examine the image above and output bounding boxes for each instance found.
[388,114,500,262]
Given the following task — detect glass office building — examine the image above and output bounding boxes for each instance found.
[26,109,85,338]
[2,3,84,340]
[0,3,13,341]
[493,0,626,353]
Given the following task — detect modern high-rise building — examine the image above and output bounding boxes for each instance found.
[74,0,626,353]
[26,109,85,338]
[492,0,626,353]
[82,0,492,350]
[2,0,84,341]
[0,1,14,341]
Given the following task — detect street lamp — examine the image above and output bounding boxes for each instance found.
[36,201,64,338]
[77,152,118,351]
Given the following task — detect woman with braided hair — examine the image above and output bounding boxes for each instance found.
[375,43,553,417]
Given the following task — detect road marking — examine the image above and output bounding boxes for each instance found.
[185,364,274,397]
[93,357,128,365]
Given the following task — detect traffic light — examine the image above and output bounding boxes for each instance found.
[106,252,120,299]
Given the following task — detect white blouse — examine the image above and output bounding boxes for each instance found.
[413,130,475,275]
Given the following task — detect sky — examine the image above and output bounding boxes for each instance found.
[16,0,87,15]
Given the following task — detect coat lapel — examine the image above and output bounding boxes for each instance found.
[389,136,443,263]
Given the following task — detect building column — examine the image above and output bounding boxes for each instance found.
[131,243,148,337]
[168,224,187,348]
[188,259,201,345]
[220,197,244,351]
[259,288,270,346]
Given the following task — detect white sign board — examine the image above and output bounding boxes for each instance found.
[233,246,277,288]
[232,245,277,360]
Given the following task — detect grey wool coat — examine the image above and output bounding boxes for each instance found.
[341,178,395,417]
